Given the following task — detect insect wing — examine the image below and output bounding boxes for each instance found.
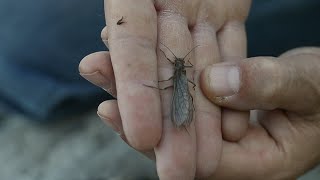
[171,72,194,128]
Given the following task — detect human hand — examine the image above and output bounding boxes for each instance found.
[199,47,320,179]
[79,0,251,179]
[80,46,320,179]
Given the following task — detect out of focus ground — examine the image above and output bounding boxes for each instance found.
[0,112,319,180]
[0,112,157,180]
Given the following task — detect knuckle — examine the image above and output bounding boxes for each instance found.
[242,58,283,109]
[128,131,159,151]
[196,164,215,178]
[111,35,155,52]
[257,59,283,108]
[226,0,251,22]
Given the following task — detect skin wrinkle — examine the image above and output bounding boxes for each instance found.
[192,32,220,68]
[193,22,217,36]
[237,58,279,110]
[279,56,320,114]
[202,0,236,30]
[110,41,157,82]
[258,116,283,155]
[156,1,201,27]
[109,35,156,50]
[217,22,247,59]
[226,0,251,22]
[156,0,189,17]
[185,1,200,25]
[284,118,320,178]
[261,60,283,109]
[300,65,320,113]
[157,19,190,53]
[280,61,302,112]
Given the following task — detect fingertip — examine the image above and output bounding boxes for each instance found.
[97,100,123,134]
[97,101,157,161]
[79,51,111,74]
[222,109,249,142]
[101,26,109,48]
[97,100,120,120]
[200,58,285,111]
[79,52,117,97]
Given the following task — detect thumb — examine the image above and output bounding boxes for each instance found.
[200,54,320,114]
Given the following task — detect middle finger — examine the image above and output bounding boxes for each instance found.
[154,2,197,179]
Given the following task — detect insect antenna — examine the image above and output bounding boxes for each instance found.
[182,45,200,60]
[159,42,178,60]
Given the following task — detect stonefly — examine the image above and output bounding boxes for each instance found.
[145,43,198,129]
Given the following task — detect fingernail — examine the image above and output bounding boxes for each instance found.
[102,87,117,98]
[80,71,112,92]
[102,39,109,49]
[208,65,240,97]
[97,111,121,135]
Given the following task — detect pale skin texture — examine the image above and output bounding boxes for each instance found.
[79,0,320,179]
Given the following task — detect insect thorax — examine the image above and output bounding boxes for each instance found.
[174,59,186,70]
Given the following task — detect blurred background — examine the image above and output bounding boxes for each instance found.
[0,0,319,179]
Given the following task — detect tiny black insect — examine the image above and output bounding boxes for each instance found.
[145,43,198,129]
[117,16,125,25]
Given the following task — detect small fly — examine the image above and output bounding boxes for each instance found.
[117,16,125,25]
[145,43,198,129]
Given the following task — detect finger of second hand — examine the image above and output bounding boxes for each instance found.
[105,0,161,150]
[191,23,224,178]
[217,21,250,141]
[155,12,197,180]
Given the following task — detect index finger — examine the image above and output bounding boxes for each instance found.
[105,0,161,150]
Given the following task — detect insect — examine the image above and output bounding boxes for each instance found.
[116,16,125,25]
[146,43,198,129]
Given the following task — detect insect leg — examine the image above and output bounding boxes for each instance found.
[159,48,174,64]
[144,75,175,90]
[190,94,195,111]
[185,57,194,67]
[188,79,196,90]
[143,84,173,90]
[159,76,173,82]
[185,57,193,68]
[187,59,193,66]
[161,85,174,90]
